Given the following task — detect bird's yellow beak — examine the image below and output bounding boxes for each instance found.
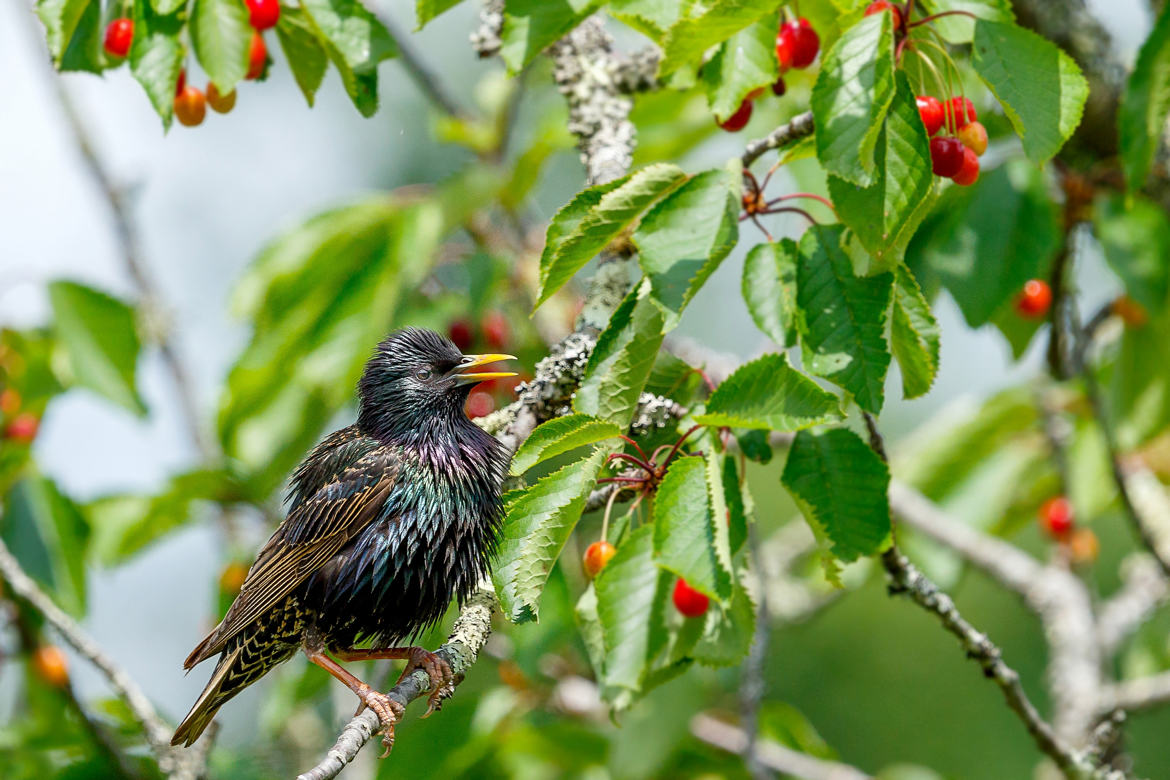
[453,353,517,386]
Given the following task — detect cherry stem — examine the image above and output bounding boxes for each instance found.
[749,213,776,241]
[757,206,819,225]
[661,425,704,473]
[601,484,619,542]
[697,368,718,394]
[912,46,948,100]
[907,9,977,28]
[765,192,836,212]
[618,433,650,462]
[606,452,655,474]
[597,476,647,485]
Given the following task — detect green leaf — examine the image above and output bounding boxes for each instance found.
[652,456,731,602]
[537,164,688,308]
[1119,4,1170,192]
[276,8,330,106]
[574,285,665,428]
[220,196,446,497]
[635,166,740,329]
[301,0,398,117]
[742,239,799,347]
[130,0,185,127]
[918,0,1013,44]
[701,14,779,121]
[828,73,934,268]
[658,0,784,77]
[797,224,893,413]
[609,0,691,40]
[36,0,94,63]
[2,477,90,615]
[921,161,1059,328]
[48,281,145,416]
[595,524,668,693]
[890,264,940,399]
[58,0,106,73]
[499,0,602,72]
[1094,194,1170,312]
[509,414,620,476]
[493,449,606,623]
[811,12,896,185]
[695,353,841,431]
[781,428,891,563]
[415,0,462,28]
[88,469,234,564]
[692,579,755,666]
[972,19,1089,164]
[191,0,252,93]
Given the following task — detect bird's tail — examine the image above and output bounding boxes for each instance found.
[172,637,291,747]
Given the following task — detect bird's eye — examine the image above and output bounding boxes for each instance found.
[414,368,432,382]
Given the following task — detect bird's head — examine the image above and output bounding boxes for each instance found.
[357,328,515,440]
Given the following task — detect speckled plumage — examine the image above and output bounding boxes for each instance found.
[172,329,509,747]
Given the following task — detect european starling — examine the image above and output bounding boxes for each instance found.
[171,328,514,750]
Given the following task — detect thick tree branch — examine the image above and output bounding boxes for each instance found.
[1100,671,1170,715]
[1097,554,1169,657]
[691,714,872,780]
[295,586,497,780]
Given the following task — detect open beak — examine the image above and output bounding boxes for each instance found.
[453,353,517,386]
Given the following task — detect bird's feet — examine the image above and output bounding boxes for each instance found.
[395,646,455,718]
[352,684,406,757]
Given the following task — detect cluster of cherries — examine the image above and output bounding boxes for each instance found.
[1,388,38,444]
[584,542,709,618]
[716,14,820,132]
[447,312,521,419]
[102,0,278,127]
[1038,496,1099,564]
[917,95,987,186]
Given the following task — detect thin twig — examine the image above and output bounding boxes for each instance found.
[375,4,468,119]
[742,111,815,167]
[691,714,872,780]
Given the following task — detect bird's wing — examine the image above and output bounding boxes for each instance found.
[184,446,400,667]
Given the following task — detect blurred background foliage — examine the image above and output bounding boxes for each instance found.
[3,0,1170,779]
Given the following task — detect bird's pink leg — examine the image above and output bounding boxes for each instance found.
[304,648,404,756]
[332,645,455,717]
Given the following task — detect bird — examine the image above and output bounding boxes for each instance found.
[171,328,515,752]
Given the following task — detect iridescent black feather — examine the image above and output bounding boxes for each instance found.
[172,329,509,746]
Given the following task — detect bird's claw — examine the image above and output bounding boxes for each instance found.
[353,684,404,758]
[395,647,455,719]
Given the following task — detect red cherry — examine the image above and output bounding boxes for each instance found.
[864,1,903,29]
[1015,279,1052,318]
[466,391,495,419]
[174,86,207,127]
[672,578,710,618]
[771,76,787,97]
[776,19,819,70]
[718,99,753,132]
[916,95,943,136]
[32,645,69,688]
[944,96,976,132]
[481,311,509,349]
[951,147,980,186]
[4,413,39,443]
[1039,496,1073,538]
[583,541,617,578]
[957,121,988,156]
[245,0,280,31]
[103,18,134,59]
[0,388,21,415]
[929,136,964,177]
[246,32,268,80]
[175,68,187,97]
[447,319,474,351]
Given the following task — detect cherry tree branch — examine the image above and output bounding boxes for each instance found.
[0,534,212,779]
[742,111,815,167]
[295,586,497,780]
